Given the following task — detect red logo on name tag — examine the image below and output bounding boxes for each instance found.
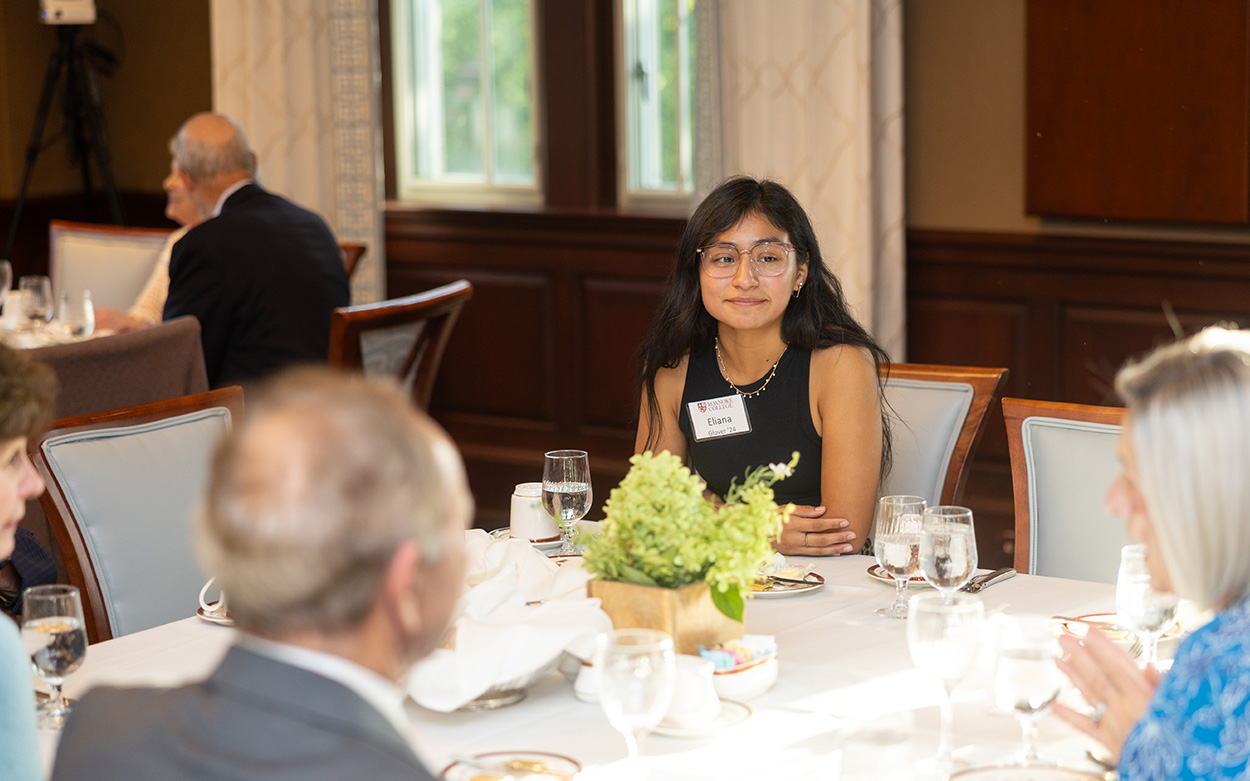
[697,402,706,413]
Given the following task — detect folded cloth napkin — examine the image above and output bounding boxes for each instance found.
[407,529,612,711]
[759,552,816,582]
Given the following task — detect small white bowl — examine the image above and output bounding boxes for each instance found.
[712,655,778,702]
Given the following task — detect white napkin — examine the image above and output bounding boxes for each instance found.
[407,529,612,712]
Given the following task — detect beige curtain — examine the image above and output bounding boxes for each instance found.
[209,0,385,304]
[696,0,906,358]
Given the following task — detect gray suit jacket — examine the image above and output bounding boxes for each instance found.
[52,646,437,781]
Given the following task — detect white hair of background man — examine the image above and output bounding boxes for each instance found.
[196,368,472,635]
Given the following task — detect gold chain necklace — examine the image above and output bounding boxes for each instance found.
[715,336,787,399]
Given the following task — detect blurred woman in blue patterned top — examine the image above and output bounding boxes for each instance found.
[1055,327,1250,779]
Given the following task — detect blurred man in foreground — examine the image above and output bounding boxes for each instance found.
[53,369,471,780]
[162,113,350,388]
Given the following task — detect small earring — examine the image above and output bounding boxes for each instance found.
[792,284,803,299]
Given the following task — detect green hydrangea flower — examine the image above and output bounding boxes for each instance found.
[581,450,798,621]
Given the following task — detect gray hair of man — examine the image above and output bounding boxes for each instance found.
[195,368,473,636]
[1115,326,1250,610]
[172,113,256,185]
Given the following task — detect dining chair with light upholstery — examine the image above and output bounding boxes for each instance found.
[27,387,244,644]
[327,279,473,410]
[49,220,173,310]
[1004,397,1127,584]
[879,363,1009,507]
[52,220,368,308]
[21,316,211,582]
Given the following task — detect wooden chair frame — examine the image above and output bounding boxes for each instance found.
[27,387,244,644]
[327,279,473,410]
[883,363,1009,506]
[1003,397,1124,575]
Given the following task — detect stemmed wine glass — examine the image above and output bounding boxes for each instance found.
[0,260,12,319]
[873,495,926,618]
[1116,543,1178,670]
[542,449,592,555]
[908,591,984,774]
[18,275,53,332]
[21,584,88,729]
[919,505,978,604]
[594,628,676,773]
[993,615,1062,765]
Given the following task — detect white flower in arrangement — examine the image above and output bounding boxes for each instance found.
[769,462,794,479]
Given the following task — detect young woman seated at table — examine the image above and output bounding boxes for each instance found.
[0,345,56,781]
[636,176,890,557]
[1054,327,1250,779]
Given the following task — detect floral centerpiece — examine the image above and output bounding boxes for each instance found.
[581,450,797,648]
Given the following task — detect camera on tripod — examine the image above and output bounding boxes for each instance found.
[40,0,97,25]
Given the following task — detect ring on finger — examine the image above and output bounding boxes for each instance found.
[1090,701,1108,727]
[803,532,810,548]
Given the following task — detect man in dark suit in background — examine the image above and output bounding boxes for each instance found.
[162,113,350,388]
[52,369,471,780]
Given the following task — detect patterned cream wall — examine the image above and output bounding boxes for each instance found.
[210,0,384,304]
[704,0,905,358]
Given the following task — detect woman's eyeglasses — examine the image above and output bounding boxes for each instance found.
[697,241,795,278]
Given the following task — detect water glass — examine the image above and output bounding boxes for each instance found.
[993,615,1062,764]
[0,260,11,318]
[542,449,592,555]
[59,290,95,337]
[908,592,984,773]
[21,584,88,729]
[920,505,978,603]
[594,628,676,770]
[873,495,926,618]
[18,275,53,332]
[1116,544,1178,669]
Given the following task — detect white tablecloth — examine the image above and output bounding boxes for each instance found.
[38,555,1118,779]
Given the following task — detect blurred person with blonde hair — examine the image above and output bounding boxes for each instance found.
[53,368,471,780]
[1055,327,1250,779]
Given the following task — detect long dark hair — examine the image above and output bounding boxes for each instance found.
[638,176,892,477]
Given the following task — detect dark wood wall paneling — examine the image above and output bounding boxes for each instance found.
[1027,0,1250,223]
[907,228,1250,566]
[387,209,682,530]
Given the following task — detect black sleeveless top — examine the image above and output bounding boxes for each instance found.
[678,343,823,506]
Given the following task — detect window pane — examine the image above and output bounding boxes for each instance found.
[489,0,534,184]
[441,0,485,178]
[393,0,538,198]
[623,0,695,197]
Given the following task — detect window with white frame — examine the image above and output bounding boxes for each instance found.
[391,0,539,203]
[620,0,696,203]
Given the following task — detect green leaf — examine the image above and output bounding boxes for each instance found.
[617,562,659,587]
[710,583,745,622]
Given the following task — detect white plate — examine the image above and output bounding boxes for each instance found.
[866,564,930,588]
[751,572,825,599]
[489,527,564,553]
[948,766,1103,780]
[441,750,582,780]
[654,700,751,738]
[1060,612,1185,651]
[196,606,234,627]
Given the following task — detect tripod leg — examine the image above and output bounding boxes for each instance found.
[75,47,124,225]
[2,33,71,261]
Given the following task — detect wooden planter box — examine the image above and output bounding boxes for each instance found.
[587,578,743,655]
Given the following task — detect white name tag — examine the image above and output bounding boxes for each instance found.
[687,394,752,441]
